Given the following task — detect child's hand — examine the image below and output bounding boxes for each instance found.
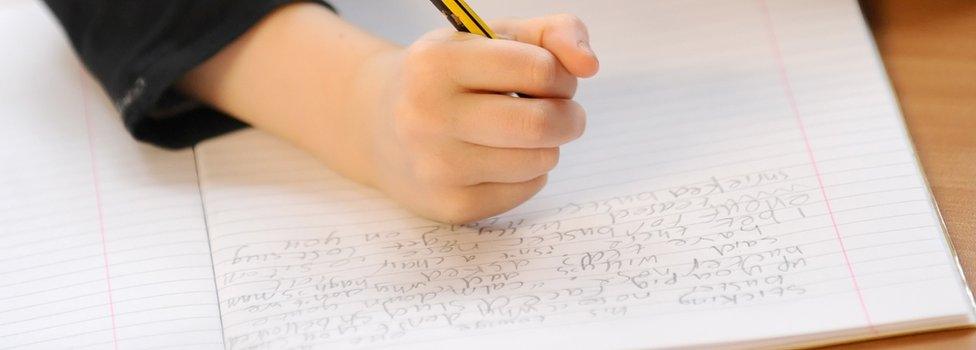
[179,5,598,223]
[361,15,600,223]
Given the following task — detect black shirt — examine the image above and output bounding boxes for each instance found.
[43,0,334,149]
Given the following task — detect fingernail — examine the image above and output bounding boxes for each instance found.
[578,39,595,56]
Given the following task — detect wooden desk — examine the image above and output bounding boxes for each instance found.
[825,2,976,348]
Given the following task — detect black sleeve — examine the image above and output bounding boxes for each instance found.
[43,0,335,149]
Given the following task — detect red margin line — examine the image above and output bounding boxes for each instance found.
[79,69,120,348]
[757,0,876,332]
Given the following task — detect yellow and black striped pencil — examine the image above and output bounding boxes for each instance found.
[428,0,498,39]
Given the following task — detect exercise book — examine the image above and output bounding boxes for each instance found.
[1,0,973,349]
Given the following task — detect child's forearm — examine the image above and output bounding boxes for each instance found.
[178,3,397,187]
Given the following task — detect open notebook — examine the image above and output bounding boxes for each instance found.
[2,0,973,349]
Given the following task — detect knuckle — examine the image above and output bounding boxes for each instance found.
[436,191,481,224]
[392,100,425,141]
[393,100,449,143]
[521,103,553,143]
[528,54,560,89]
[401,79,442,109]
[404,40,443,65]
[393,122,422,148]
[402,42,450,83]
[412,157,460,185]
[412,159,444,184]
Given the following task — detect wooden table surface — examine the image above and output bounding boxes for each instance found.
[823,1,976,349]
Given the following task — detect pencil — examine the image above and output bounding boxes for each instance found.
[428,0,498,39]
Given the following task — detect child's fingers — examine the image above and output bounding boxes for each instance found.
[425,144,559,185]
[490,14,600,78]
[449,93,585,148]
[436,37,578,98]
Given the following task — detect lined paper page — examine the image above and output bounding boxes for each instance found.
[0,2,223,349]
[196,0,975,349]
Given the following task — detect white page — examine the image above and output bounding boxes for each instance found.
[195,0,975,349]
[0,2,223,349]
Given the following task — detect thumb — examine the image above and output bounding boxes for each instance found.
[491,14,600,78]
